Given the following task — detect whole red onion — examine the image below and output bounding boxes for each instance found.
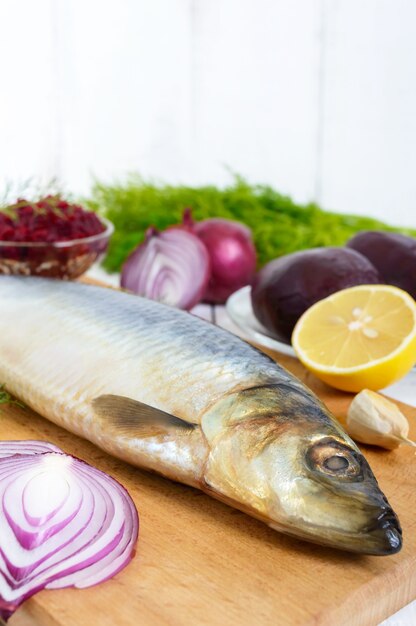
[183,209,257,304]
[121,226,210,310]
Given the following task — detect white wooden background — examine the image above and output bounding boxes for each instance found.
[1,0,415,227]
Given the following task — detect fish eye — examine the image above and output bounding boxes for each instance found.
[323,455,349,471]
[306,438,362,480]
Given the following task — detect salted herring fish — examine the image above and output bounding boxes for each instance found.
[0,277,402,555]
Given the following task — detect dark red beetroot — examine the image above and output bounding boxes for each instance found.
[347,231,416,299]
[251,247,380,342]
[182,209,257,304]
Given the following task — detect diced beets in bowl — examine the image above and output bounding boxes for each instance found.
[0,196,111,279]
[0,196,105,243]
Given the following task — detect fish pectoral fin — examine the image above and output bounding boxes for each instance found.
[92,394,195,438]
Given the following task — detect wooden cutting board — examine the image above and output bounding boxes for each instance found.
[2,325,416,625]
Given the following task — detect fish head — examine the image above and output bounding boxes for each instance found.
[201,384,402,555]
[266,426,402,555]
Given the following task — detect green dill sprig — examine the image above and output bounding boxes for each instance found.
[0,196,70,221]
[86,174,416,272]
[0,384,25,410]
[0,178,68,219]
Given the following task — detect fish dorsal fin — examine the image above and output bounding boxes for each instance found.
[92,394,195,438]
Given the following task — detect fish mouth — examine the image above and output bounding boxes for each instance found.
[320,506,403,556]
[365,508,402,555]
[269,506,402,556]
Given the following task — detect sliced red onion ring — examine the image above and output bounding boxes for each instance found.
[121,227,211,310]
[0,446,138,622]
[0,440,62,458]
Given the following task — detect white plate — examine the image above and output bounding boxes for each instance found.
[225,286,297,358]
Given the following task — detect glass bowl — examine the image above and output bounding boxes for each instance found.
[0,217,114,280]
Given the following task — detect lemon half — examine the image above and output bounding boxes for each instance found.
[292,285,416,392]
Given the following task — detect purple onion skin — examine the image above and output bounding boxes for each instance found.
[347,231,416,299]
[193,218,257,304]
[0,601,14,622]
[251,247,380,342]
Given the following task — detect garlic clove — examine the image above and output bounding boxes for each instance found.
[346,389,416,450]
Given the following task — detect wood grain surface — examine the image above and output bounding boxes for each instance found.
[2,321,416,626]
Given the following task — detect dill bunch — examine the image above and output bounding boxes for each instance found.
[87,175,416,273]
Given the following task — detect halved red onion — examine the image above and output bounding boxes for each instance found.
[0,446,138,622]
[121,227,210,310]
[182,209,257,304]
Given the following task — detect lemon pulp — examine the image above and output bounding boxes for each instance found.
[292,285,416,392]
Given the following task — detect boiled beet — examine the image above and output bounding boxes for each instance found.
[347,231,416,299]
[251,247,380,342]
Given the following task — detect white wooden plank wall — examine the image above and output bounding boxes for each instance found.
[189,0,321,203]
[0,1,58,188]
[320,0,416,227]
[0,0,415,226]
